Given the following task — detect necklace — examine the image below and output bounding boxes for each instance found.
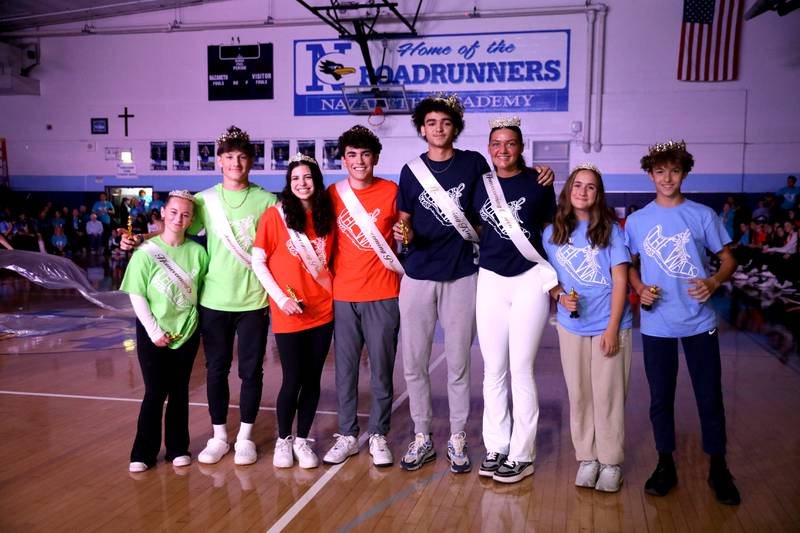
[220,184,250,210]
[425,151,456,174]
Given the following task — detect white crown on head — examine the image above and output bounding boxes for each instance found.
[489,116,521,129]
[289,152,318,166]
[572,162,602,176]
[168,189,195,202]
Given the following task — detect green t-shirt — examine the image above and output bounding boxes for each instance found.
[191,183,278,311]
[120,236,209,348]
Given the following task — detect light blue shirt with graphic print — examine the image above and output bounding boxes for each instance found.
[625,199,731,338]
[543,221,633,336]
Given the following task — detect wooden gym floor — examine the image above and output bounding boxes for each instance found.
[0,278,799,532]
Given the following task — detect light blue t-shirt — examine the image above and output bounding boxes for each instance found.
[92,200,113,225]
[543,221,633,336]
[625,199,731,337]
[776,185,799,210]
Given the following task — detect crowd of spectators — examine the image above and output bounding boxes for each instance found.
[0,190,164,258]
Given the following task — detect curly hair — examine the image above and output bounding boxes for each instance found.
[216,125,255,158]
[549,167,616,249]
[281,160,334,237]
[411,97,465,141]
[640,146,694,174]
[337,125,382,156]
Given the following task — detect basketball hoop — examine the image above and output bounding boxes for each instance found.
[368,105,386,126]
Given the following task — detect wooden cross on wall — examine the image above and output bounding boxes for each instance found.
[117,107,135,137]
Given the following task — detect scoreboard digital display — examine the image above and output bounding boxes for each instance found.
[208,43,274,101]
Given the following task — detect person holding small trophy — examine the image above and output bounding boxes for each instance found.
[121,190,208,473]
[542,164,633,493]
[252,153,335,469]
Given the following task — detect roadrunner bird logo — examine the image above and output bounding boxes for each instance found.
[555,244,609,286]
[479,197,530,240]
[318,60,356,81]
[418,183,467,227]
[230,216,256,251]
[337,208,381,251]
[643,225,699,279]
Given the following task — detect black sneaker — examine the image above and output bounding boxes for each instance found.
[708,467,741,505]
[478,451,508,477]
[492,460,534,484]
[644,462,678,496]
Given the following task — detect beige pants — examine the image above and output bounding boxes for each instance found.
[556,324,632,465]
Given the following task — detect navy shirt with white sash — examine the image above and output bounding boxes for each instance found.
[398,149,490,281]
[472,167,556,277]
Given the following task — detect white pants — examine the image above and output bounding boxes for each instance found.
[476,266,550,462]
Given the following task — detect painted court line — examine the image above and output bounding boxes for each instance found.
[0,390,364,418]
[265,351,450,533]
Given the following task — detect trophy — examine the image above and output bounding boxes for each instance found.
[126,215,133,238]
[569,287,580,319]
[641,285,660,311]
[399,220,409,255]
[286,286,305,310]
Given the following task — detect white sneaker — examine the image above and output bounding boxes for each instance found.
[129,462,149,473]
[575,460,601,487]
[368,434,393,467]
[293,437,320,469]
[172,455,192,467]
[323,434,359,464]
[198,437,230,464]
[595,464,623,492]
[234,439,257,465]
[273,436,294,468]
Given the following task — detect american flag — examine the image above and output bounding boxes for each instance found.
[678,0,743,81]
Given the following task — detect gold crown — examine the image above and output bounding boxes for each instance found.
[572,162,602,176]
[426,92,464,117]
[490,116,521,129]
[168,189,195,202]
[217,126,250,145]
[289,152,318,166]
[648,139,687,155]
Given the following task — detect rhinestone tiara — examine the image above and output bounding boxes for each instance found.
[648,139,687,155]
[289,152,318,166]
[425,92,464,117]
[572,162,602,176]
[490,116,521,129]
[217,126,250,145]
[168,189,195,202]
[344,124,380,142]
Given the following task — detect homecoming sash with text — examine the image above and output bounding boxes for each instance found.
[203,187,252,269]
[335,180,405,275]
[140,241,196,305]
[276,204,332,292]
[482,171,559,293]
[407,156,479,242]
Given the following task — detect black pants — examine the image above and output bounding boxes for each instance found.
[130,322,200,466]
[642,329,727,456]
[200,305,269,425]
[274,321,334,438]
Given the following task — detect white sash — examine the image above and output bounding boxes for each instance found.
[482,171,559,293]
[335,180,405,275]
[276,204,332,293]
[203,187,252,269]
[140,240,197,305]
[407,156,479,242]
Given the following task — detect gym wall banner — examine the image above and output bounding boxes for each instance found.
[294,29,570,116]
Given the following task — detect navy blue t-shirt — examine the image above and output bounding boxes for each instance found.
[473,168,556,277]
[398,149,490,281]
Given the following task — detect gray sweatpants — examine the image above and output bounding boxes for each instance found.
[399,273,477,435]
[333,298,400,436]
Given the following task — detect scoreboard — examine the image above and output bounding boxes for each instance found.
[208,43,274,101]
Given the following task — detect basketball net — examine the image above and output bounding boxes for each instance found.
[368,105,386,127]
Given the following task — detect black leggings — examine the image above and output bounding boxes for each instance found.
[130,322,200,465]
[274,321,334,438]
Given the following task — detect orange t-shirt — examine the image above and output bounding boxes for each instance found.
[253,206,334,334]
[329,177,401,302]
